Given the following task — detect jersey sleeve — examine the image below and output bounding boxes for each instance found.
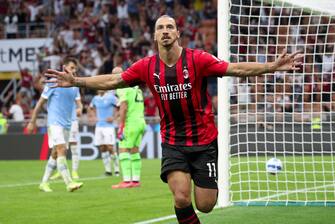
[89,97,96,108]
[116,88,128,103]
[75,88,81,100]
[9,105,15,114]
[108,93,119,107]
[121,59,146,87]
[41,84,54,99]
[113,94,119,107]
[197,51,229,77]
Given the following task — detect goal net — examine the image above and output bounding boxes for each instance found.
[217,0,335,206]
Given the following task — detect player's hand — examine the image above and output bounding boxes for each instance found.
[106,117,113,123]
[117,123,125,140]
[26,121,36,134]
[43,66,75,88]
[273,49,303,72]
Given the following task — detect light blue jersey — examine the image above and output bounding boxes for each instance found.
[41,85,80,129]
[90,92,118,127]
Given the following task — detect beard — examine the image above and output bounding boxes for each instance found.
[160,37,177,48]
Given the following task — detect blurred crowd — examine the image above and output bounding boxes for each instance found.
[228,0,335,124]
[0,0,218,131]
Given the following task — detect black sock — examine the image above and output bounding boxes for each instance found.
[174,204,200,224]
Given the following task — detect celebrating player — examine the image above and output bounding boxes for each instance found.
[45,15,302,222]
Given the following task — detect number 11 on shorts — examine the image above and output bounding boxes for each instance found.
[206,162,216,177]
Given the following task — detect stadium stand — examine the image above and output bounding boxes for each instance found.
[0,0,218,132]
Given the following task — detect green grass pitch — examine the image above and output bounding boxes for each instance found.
[0,159,334,224]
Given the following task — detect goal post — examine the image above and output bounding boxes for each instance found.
[218,0,335,207]
[217,0,231,208]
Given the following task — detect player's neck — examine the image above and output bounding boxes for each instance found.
[158,45,183,67]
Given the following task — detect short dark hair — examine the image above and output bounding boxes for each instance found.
[155,15,178,30]
[63,57,78,66]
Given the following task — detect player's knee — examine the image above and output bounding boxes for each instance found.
[195,198,216,213]
[195,203,215,213]
[173,191,191,208]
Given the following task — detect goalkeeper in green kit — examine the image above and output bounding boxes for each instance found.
[112,67,146,189]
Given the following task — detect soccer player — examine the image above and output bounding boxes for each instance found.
[68,100,82,179]
[45,15,302,223]
[50,98,82,180]
[28,57,83,192]
[89,90,119,176]
[111,67,146,189]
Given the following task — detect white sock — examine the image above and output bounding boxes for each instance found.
[101,152,111,172]
[57,156,72,185]
[70,144,79,172]
[41,156,57,183]
[111,154,120,173]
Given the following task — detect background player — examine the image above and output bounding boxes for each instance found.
[50,97,82,180]
[112,67,146,189]
[69,99,82,179]
[89,90,119,176]
[28,57,83,192]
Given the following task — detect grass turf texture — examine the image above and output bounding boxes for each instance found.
[0,159,334,224]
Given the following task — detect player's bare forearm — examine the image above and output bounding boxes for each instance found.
[226,62,275,77]
[119,102,128,124]
[76,99,83,116]
[30,97,46,123]
[73,74,128,90]
[45,69,129,90]
[76,99,83,111]
[226,49,302,77]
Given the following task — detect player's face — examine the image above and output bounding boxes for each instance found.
[64,62,78,75]
[154,17,180,48]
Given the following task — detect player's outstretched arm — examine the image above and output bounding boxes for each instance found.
[44,67,129,90]
[226,49,303,77]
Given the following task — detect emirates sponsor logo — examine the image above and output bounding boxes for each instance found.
[154,83,191,93]
[154,83,192,100]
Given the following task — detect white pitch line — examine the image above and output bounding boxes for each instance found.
[0,176,108,189]
[133,214,177,224]
[253,183,335,201]
[134,183,335,224]
[133,206,220,224]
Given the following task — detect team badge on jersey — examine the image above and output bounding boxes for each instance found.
[183,67,189,79]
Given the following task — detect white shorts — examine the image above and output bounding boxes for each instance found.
[69,121,79,143]
[94,126,116,146]
[48,125,70,148]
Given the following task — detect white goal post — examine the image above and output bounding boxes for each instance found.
[218,0,335,207]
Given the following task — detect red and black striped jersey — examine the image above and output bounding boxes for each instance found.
[121,48,229,146]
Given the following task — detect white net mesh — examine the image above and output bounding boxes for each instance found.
[228,0,335,206]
